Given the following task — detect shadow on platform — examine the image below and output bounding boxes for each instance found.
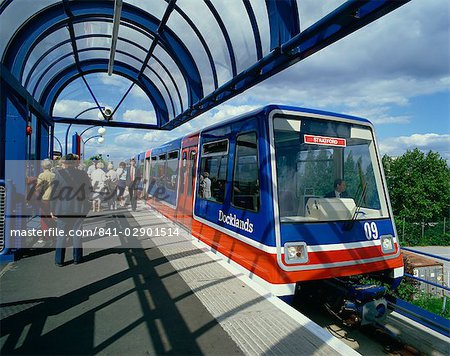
[0,207,242,355]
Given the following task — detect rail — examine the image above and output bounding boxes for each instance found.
[402,246,450,262]
[388,247,450,337]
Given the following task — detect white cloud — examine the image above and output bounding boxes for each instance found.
[122,109,157,123]
[99,74,129,88]
[130,85,149,99]
[242,0,449,120]
[371,116,410,125]
[53,100,97,117]
[379,134,450,160]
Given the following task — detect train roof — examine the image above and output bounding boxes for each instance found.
[149,137,182,156]
[200,105,372,134]
[146,105,372,154]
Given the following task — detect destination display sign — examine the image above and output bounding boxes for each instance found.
[304,134,346,147]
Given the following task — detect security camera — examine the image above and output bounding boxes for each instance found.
[104,108,113,121]
[98,108,113,121]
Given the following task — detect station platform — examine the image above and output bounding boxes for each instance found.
[0,202,357,355]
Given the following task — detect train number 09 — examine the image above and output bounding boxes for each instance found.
[364,222,378,240]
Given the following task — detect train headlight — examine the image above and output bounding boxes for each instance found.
[284,242,308,264]
[380,235,395,253]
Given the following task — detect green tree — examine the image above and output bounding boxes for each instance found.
[344,151,359,198]
[383,149,450,221]
[314,148,333,196]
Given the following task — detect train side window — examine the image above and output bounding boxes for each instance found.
[155,154,166,196]
[199,140,228,203]
[158,153,167,178]
[187,150,196,196]
[147,156,158,196]
[165,150,179,191]
[180,151,187,194]
[232,132,260,211]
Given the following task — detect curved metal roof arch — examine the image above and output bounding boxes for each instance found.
[2,0,203,122]
[44,59,168,126]
[23,31,185,117]
[0,0,411,130]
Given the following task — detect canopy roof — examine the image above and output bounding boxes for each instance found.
[0,0,410,130]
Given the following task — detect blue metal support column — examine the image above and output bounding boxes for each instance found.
[0,64,51,126]
[0,80,5,179]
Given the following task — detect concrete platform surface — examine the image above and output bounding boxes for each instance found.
[1,203,357,355]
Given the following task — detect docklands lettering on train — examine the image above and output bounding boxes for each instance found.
[218,210,254,233]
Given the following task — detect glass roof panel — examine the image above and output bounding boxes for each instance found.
[126,0,166,21]
[210,0,257,75]
[0,0,57,58]
[147,58,183,117]
[22,27,70,81]
[152,44,188,112]
[23,42,73,86]
[177,0,233,86]
[249,0,271,56]
[143,66,176,121]
[297,0,347,29]
[115,38,147,63]
[166,8,215,96]
[114,52,143,76]
[117,24,153,53]
[33,55,75,99]
[78,49,109,62]
[76,36,111,51]
[73,21,113,38]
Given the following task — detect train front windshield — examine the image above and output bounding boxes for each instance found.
[273,116,389,222]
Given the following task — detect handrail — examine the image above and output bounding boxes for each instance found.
[402,246,450,262]
[403,273,450,292]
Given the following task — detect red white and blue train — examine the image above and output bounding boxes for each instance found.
[135,105,404,325]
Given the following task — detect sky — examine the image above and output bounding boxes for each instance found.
[51,0,450,163]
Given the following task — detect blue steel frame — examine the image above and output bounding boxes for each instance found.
[164,0,411,130]
[2,1,203,114]
[1,0,411,130]
[40,59,169,127]
[24,32,184,115]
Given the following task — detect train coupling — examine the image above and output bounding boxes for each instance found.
[322,280,388,327]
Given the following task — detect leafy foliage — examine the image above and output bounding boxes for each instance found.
[382,149,450,222]
[359,276,449,318]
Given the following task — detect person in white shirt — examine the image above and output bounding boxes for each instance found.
[87,160,97,179]
[91,161,107,212]
[203,172,211,199]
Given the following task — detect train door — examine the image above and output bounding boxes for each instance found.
[144,156,150,198]
[177,147,197,229]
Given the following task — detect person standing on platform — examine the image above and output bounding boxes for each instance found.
[106,163,118,210]
[36,159,55,243]
[87,158,97,179]
[127,158,141,212]
[90,161,107,212]
[51,154,91,267]
[116,162,127,207]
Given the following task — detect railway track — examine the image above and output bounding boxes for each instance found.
[294,300,449,355]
